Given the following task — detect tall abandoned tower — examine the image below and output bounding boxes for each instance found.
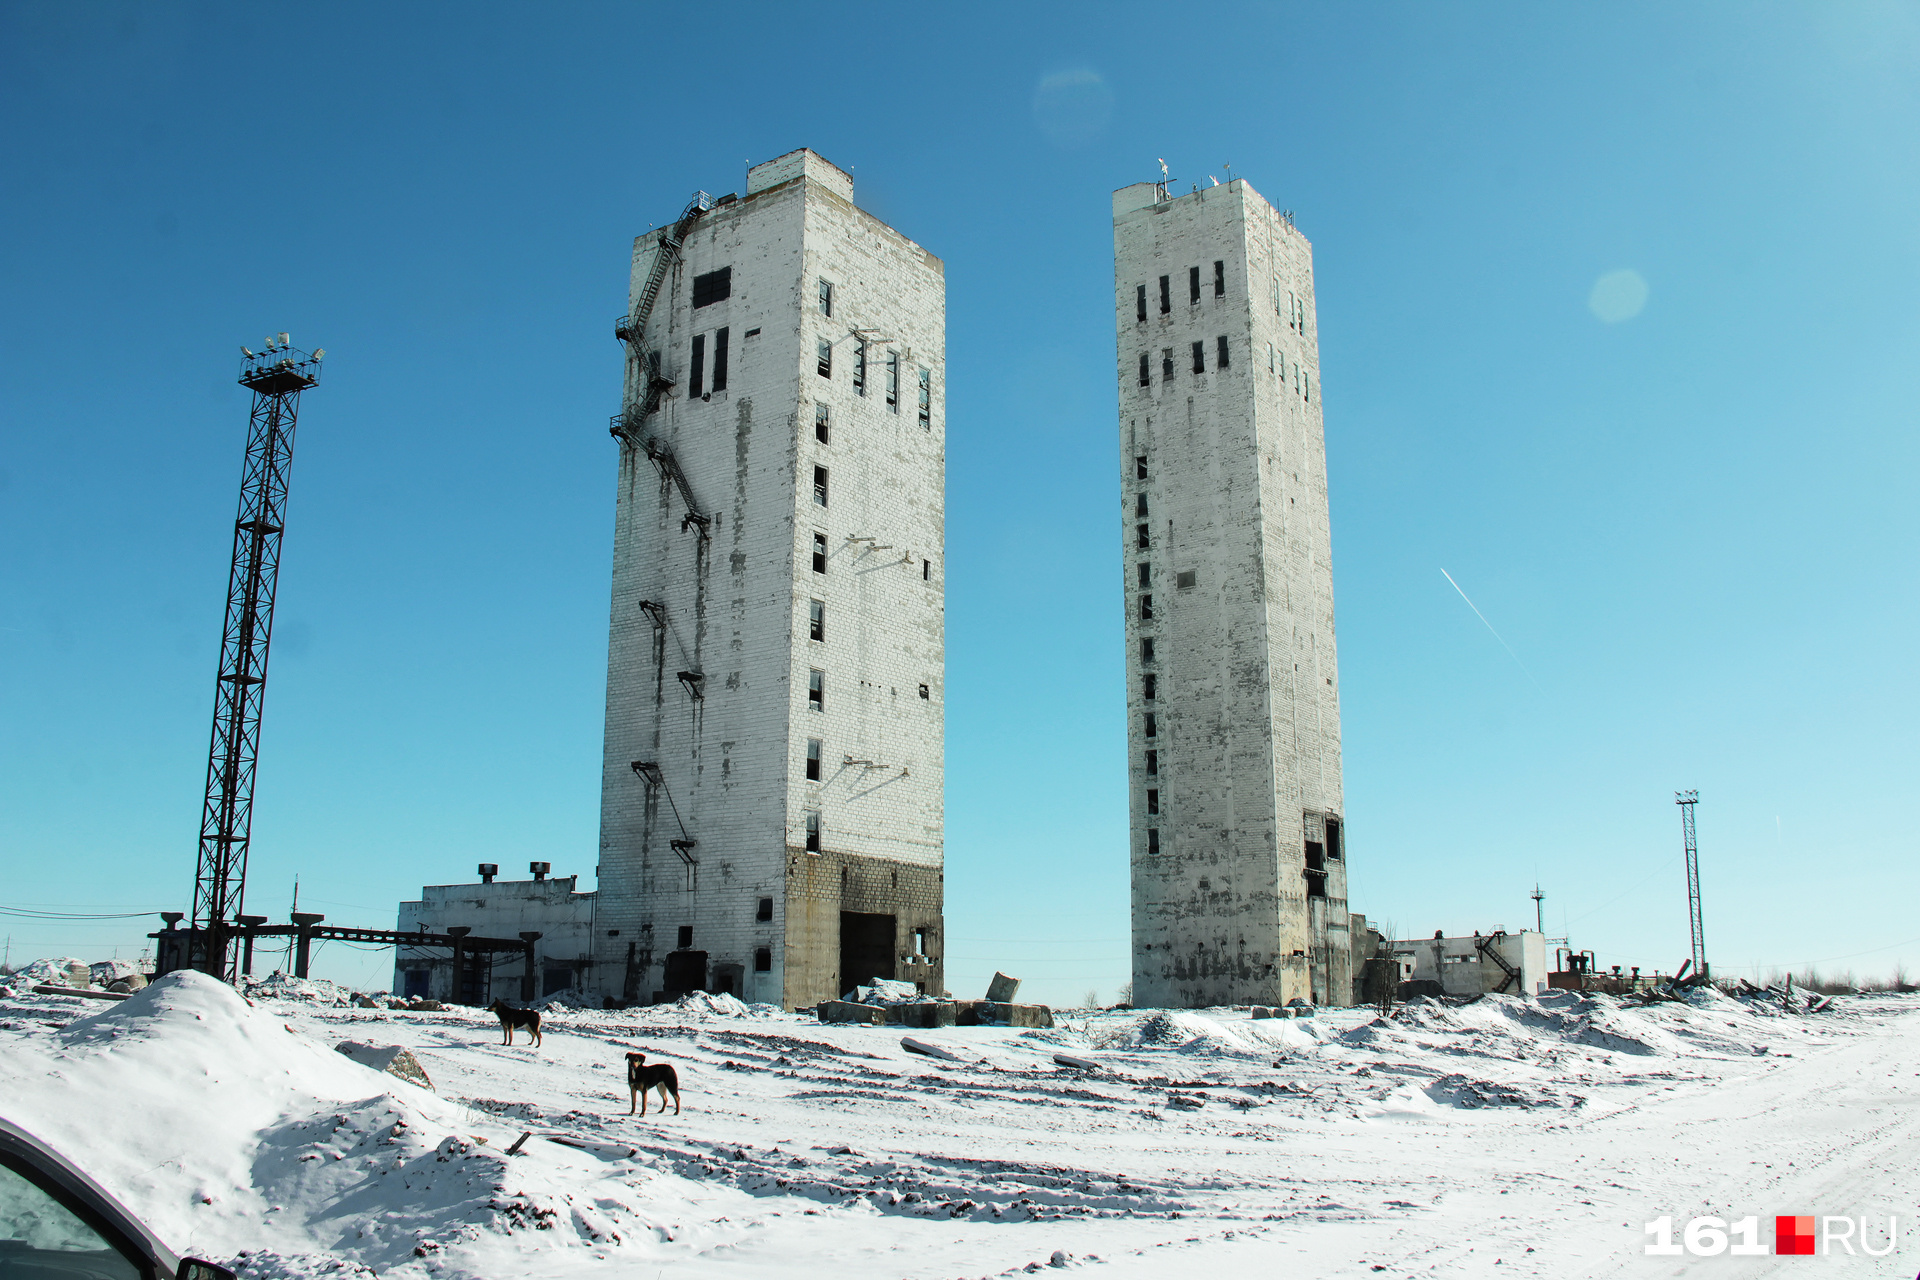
[1113,175,1351,1009]
[594,149,947,1009]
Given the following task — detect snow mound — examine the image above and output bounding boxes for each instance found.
[1339,990,1793,1064]
[531,988,599,1010]
[0,971,623,1275]
[628,990,779,1021]
[1424,1073,1575,1109]
[845,979,935,1005]
[1096,1009,1320,1056]
[14,956,90,987]
[1364,1083,1444,1120]
[242,971,355,1005]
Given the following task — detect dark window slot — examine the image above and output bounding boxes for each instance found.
[692,267,732,308]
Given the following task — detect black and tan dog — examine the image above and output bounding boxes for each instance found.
[488,999,542,1048]
[625,1051,681,1116]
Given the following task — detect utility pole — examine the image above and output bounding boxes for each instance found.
[183,337,323,981]
[1675,790,1707,982]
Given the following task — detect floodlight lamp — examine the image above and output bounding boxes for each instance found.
[278,332,290,347]
[312,348,325,359]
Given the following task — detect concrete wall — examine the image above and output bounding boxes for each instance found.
[1390,931,1550,997]
[1114,178,1348,1008]
[593,149,945,1009]
[394,872,596,1002]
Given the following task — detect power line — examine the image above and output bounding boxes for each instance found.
[0,907,160,921]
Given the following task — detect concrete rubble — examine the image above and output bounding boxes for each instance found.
[817,972,1054,1029]
[334,1040,435,1090]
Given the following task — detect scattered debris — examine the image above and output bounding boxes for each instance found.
[901,1036,967,1062]
[335,1041,435,1090]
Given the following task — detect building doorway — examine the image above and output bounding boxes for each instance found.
[839,911,896,997]
[662,950,707,997]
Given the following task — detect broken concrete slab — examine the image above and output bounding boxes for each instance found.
[818,999,957,1029]
[890,1001,958,1029]
[956,1000,1054,1029]
[816,1000,889,1026]
[901,1036,966,1062]
[985,971,1021,1003]
[335,1041,434,1090]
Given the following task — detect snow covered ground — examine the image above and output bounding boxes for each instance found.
[2,971,1916,1279]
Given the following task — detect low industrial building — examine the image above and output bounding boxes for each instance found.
[1389,929,1548,998]
[394,863,595,1002]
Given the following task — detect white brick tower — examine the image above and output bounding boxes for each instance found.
[1113,176,1351,1009]
[594,149,946,1009]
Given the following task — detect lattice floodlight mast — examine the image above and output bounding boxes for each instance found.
[1675,790,1706,981]
[188,338,322,980]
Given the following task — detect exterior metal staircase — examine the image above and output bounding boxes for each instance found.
[610,191,716,538]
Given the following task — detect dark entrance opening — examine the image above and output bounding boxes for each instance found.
[455,956,490,1006]
[1304,838,1328,899]
[838,911,896,997]
[662,950,708,996]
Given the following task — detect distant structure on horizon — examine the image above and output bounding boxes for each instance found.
[1112,173,1356,1008]
[593,149,948,1009]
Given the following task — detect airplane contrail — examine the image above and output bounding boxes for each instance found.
[1440,568,1542,691]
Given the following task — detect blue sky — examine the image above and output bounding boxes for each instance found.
[3,3,1916,1001]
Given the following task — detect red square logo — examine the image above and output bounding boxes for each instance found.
[1776,1216,1816,1255]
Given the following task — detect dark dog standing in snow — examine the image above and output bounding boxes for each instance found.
[489,1000,542,1048]
[625,1051,681,1116]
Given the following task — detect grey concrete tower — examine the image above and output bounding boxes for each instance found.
[594,150,947,1009]
[1113,176,1350,1009]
